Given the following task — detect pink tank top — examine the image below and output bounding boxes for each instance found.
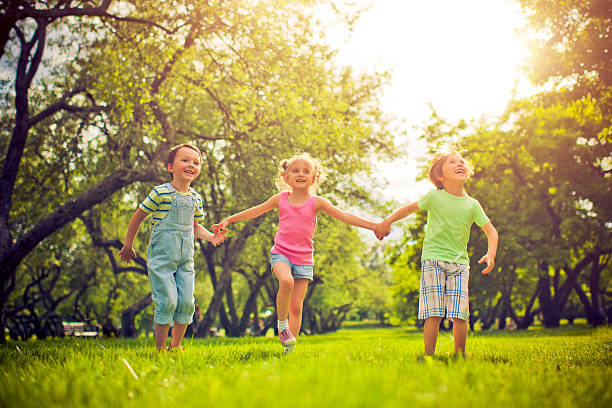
[270,192,317,265]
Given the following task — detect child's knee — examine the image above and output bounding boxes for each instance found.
[176,296,195,316]
[289,302,303,316]
[426,316,443,324]
[157,290,178,312]
[277,276,294,291]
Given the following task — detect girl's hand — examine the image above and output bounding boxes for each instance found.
[212,225,228,235]
[211,219,230,235]
[373,222,391,240]
[119,246,136,262]
[478,253,495,274]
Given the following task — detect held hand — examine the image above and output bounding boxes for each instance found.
[211,219,230,235]
[211,225,228,236]
[119,246,136,262]
[478,253,495,274]
[210,233,226,247]
[373,222,391,240]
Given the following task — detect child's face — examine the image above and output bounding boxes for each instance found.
[168,147,201,184]
[438,154,468,185]
[284,160,315,191]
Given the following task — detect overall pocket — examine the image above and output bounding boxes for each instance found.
[176,196,195,226]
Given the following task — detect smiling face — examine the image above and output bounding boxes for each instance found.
[168,146,201,184]
[283,159,315,191]
[438,154,469,186]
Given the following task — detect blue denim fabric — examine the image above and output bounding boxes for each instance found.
[270,253,314,281]
[147,183,196,325]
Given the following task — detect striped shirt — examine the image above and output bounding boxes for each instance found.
[139,184,205,226]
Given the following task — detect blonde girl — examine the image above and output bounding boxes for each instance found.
[214,153,375,352]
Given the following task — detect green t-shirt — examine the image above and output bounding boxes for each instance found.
[417,189,490,264]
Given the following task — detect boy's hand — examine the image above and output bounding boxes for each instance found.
[478,253,495,274]
[210,233,226,247]
[119,246,136,262]
[373,222,391,240]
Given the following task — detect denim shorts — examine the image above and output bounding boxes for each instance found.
[419,259,470,321]
[270,253,314,281]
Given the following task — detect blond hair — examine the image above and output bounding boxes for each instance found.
[275,152,324,195]
[428,145,474,189]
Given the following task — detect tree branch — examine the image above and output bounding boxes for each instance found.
[2,168,153,279]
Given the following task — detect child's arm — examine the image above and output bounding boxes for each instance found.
[478,222,498,274]
[374,202,419,239]
[213,194,281,230]
[315,197,375,230]
[194,221,225,246]
[119,208,149,262]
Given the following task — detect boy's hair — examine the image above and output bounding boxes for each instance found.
[276,152,324,194]
[167,143,202,165]
[428,145,473,189]
[167,144,202,180]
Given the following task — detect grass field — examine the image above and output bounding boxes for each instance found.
[1,326,611,407]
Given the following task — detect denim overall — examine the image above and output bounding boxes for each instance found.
[146,183,196,325]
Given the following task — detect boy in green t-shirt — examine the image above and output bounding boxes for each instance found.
[374,146,498,356]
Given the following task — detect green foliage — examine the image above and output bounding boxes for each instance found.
[518,0,612,114]
[2,1,396,337]
[385,92,611,328]
[384,213,426,325]
[308,216,391,330]
[0,326,610,407]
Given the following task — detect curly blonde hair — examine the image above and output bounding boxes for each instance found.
[428,145,474,189]
[275,152,324,195]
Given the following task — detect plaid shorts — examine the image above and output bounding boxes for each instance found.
[419,259,470,321]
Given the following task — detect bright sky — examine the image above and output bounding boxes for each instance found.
[323,0,533,202]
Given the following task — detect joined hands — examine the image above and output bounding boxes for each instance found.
[373,222,391,241]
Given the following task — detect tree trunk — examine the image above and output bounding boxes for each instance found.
[512,284,539,330]
[538,272,561,327]
[198,220,262,336]
[121,293,152,338]
[0,168,151,343]
[588,250,607,326]
[239,269,271,334]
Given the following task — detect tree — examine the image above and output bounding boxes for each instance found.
[518,0,612,114]
[465,96,611,327]
[0,0,196,342]
[1,1,396,340]
[304,215,382,334]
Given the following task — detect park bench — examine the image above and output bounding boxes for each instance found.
[61,321,100,338]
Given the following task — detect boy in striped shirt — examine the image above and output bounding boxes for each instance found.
[120,144,225,351]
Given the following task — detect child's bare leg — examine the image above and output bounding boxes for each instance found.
[154,323,170,351]
[273,262,294,321]
[452,318,468,355]
[170,323,187,349]
[424,316,443,355]
[288,279,309,337]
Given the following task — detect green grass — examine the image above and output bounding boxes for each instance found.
[1,326,611,407]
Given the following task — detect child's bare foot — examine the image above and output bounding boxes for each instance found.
[167,345,185,352]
